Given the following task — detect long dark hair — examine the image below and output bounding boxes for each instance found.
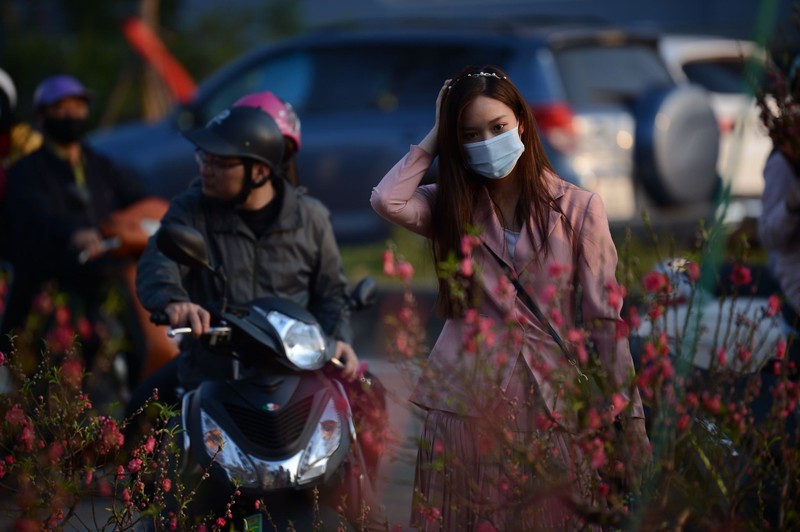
[281,138,299,187]
[431,64,557,317]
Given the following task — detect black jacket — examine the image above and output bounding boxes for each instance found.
[135,179,352,388]
[1,143,146,337]
[4,143,145,281]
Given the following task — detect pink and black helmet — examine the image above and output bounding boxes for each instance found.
[233,91,301,151]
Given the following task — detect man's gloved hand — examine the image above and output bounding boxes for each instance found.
[164,301,211,337]
[70,228,105,262]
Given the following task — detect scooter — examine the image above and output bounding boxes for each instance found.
[151,223,385,530]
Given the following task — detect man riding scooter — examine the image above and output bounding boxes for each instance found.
[133,101,386,526]
[135,102,360,398]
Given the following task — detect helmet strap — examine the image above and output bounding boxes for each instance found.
[250,172,270,189]
[233,160,275,206]
[232,160,255,206]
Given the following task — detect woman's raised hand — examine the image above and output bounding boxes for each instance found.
[434,78,449,128]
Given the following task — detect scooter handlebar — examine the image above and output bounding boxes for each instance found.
[77,236,122,264]
[167,326,232,338]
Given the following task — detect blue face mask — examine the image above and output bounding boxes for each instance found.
[463,127,525,179]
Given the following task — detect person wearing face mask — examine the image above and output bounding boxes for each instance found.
[0,68,42,186]
[1,74,147,380]
[371,65,649,530]
[0,67,42,275]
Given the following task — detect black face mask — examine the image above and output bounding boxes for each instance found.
[42,116,89,144]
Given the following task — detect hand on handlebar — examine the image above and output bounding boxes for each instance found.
[333,341,360,382]
[71,228,105,263]
[164,301,211,337]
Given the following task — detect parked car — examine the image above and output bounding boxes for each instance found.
[659,34,772,229]
[90,19,720,244]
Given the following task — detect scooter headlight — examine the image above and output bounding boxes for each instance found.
[266,311,327,370]
[200,411,259,487]
[297,398,343,483]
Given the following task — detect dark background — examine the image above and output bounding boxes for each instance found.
[0,0,797,132]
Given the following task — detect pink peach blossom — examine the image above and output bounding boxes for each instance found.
[767,294,782,317]
[686,261,700,281]
[59,359,83,389]
[5,405,26,427]
[460,257,474,277]
[729,264,752,286]
[643,271,670,293]
[127,458,143,473]
[547,261,571,278]
[382,249,395,277]
[540,284,557,304]
[396,260,414,283]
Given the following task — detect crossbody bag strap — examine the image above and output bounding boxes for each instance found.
[481,240,588,382]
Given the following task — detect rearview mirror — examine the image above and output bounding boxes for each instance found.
[156,224,213,271]
[348,277,378,311]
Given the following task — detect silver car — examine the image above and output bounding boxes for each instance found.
[659,34,772,229]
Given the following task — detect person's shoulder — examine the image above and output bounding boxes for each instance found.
[293,185,331,217]
[547,171,598,211]
[173,179,204,203]
[545,171,612,235]
[765,148,799,180]
[162,180,203,213]
[9,122,42,159]
[6,146,46,177]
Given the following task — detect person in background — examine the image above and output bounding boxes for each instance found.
[129,92,386,485]
[757,50,800,382]
[234,91,302,187]
[371,65,649,529]
[1,74,147,385]
[758,148,800,376]
[135,100,359,391]
[0,68,42,187]
[0,67,42,266]
[128,90,327,411]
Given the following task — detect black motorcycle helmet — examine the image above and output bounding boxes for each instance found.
[184,106,285,204]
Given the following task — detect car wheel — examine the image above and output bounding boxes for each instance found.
[633,85,720,206]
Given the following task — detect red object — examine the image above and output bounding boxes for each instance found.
[101,197,179,377]
[122,17,196,104]
[529,101,576,154]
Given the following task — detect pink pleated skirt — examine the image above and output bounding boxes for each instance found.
[410,357,599,531]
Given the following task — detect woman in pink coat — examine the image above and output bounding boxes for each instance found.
[371,65,649,530]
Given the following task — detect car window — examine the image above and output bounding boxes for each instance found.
[199,54,314,122]
[204,43,513,119]
[681,59,755,94]
[554,44,673,106]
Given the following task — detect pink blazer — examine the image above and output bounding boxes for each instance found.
[371,146,644,428]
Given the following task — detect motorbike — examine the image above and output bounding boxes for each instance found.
[96,196,178,379]
[0,197,175,402]
[151,223,385,530]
